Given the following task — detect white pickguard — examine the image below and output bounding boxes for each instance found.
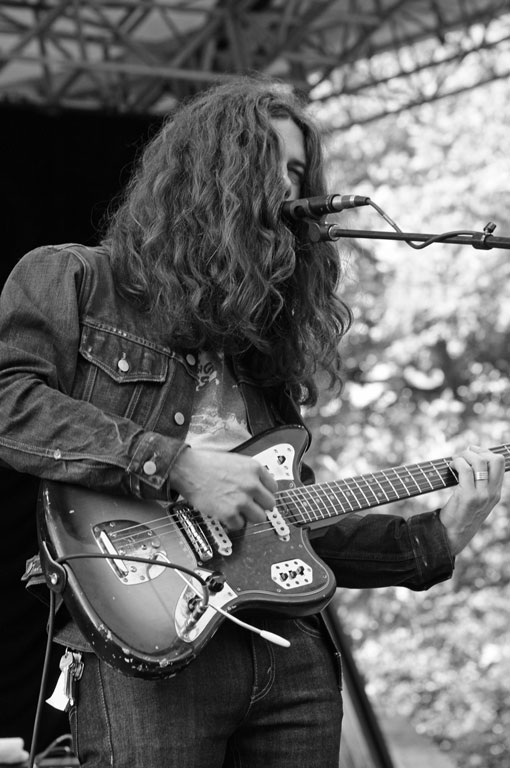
[253,442,296,483]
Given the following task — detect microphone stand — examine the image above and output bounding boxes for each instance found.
[305,219,510,250]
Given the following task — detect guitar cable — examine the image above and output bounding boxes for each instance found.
[27,589,57,768]
[56,553,291,648]
[209,604,291,648]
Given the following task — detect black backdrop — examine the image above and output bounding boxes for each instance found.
[0,104,161,752]
[2,103,161,283]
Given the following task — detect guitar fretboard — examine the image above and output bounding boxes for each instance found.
[279,443,510,528]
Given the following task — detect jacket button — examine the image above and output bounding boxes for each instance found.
[118,357,130,373]
[143,460,157,476]
[174,412,185,426]
[186,354,196,366]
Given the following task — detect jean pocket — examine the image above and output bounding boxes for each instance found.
[292,615,327,639]
[292,616,343,692]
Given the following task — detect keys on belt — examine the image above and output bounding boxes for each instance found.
[46,650,84,712]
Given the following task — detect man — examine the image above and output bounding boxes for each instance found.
[0,76,504,768]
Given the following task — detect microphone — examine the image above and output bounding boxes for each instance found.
[282,194,370,221]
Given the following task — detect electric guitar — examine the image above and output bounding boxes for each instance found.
[37,425,510,679]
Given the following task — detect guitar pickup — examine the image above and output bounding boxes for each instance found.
[201,514,232,556]
[266,507,290,541]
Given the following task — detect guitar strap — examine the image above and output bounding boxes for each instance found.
[22,551,64,615]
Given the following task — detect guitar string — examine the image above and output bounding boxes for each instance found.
[99,467,435,546]
[102,445,510,552]
[100,463,504,554]
[104,445,510,549]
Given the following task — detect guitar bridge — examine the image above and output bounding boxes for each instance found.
[175,506,214,561]
[93,519,169,584]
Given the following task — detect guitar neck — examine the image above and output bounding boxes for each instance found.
[282,443,510,529]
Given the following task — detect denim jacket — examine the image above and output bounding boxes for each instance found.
[0,244,454,593]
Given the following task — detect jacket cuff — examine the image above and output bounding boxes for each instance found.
[127,431,189,500]
[407,509,455,589]
[313,508,455,592]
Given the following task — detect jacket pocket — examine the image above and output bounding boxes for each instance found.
[73,323,170,428]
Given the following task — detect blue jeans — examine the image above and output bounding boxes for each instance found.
[69,615,343,767]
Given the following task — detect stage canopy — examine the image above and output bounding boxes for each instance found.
[0,0,509,126]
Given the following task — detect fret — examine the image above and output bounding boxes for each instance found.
[286,487,321,524]
[296,486,324,520]
[402,465,422,493]
[377,469,400,500]
[438,460,455,486]
[337,478,364,510]
[357,475,385,506]
[347,475,372,507]
[390,467,412,497]
[283,483,350,525]
[276,488,301,523]
[365,474,390,503]
[317,484,349,518]
[422,460,449,488]
[329,481,358,513]
[414,462,437,491]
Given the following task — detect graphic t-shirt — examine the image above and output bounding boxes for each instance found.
[185,350,251,451]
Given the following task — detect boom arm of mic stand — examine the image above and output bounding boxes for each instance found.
[306,221,510,250]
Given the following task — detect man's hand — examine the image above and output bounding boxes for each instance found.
[170,447,278,530]
[440,445,505,556]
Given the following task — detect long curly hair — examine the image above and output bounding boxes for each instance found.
[106,76,351,405]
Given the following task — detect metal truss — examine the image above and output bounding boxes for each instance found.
[308,0,510,129]
[0,0,508,122]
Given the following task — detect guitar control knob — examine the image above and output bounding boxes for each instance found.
[206,571,226,593]
[188,595,201,613]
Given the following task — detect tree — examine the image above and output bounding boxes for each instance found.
[305,74,510,768]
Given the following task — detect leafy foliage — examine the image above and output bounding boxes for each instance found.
[306,76,510,767]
